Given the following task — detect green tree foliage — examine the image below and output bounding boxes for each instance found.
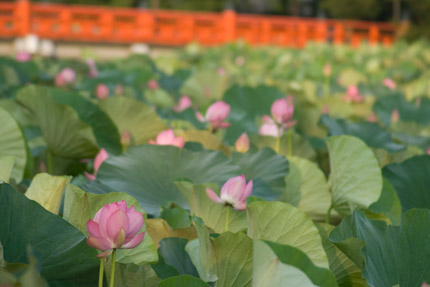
[320,0,382,20]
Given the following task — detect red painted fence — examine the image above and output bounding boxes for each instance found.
[0,0,397,47]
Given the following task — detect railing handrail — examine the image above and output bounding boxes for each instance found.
[0,0,399,47]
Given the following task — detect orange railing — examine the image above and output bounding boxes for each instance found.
[0,0,397,47]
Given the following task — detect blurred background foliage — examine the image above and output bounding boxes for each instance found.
[27,0,430,40]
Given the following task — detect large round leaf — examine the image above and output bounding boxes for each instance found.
[247,201,329,268]
[0,183,99,287]
[319,115,405,153]
[329,209,430,287]
[231,148,289,200]
[327,135,382,215]
[253,240,338,287]
[99,97,168,146]
[88,145,241,215]
[17,85,98,158]
[383,155,430,213]
[0,107,26,182]
[289,156,332,222]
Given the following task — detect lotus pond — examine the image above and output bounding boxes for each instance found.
[1,41,430,287]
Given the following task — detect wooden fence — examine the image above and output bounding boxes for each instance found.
[0,0,398,47]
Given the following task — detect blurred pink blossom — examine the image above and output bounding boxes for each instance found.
[343,85,364,103]
[55,68,76,87]
[16,51,31,62]
[149,129,185,149]
[96,84,109,99]
[235,133,250,153]
[85,148,109,181]
[205,101,231,131]
[147,79,159,90]
[173,95,192,112]
[383,78,396,90]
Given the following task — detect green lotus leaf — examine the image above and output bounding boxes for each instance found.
[247,201,329,269]
[327,135,382,215]
[25,173,70,214]
[0,107,27,182]
[383,155,430,213]
[86,145,241,215]
[0,183,99,287]
[330,209,430,287]
[99,97,168,146]
[17,85,98,159]
[253,240,338,287]
[159,275,210,287]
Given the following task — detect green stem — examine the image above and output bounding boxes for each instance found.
[47,152,53,174]
[98,258,104,287]
[287,129,293,157]
[324,76,330,97]
[110,249,116,287]
[325,204,333,224]
[275,124,281,153]
[225,207,230,232]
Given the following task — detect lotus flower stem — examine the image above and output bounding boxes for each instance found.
[275,125,281,153]
[109,249,116,287]
[47,152,53,174]
[225,207,230,232]
[287,129,293,157]
[98,258,104,287]
[325,204,333,224]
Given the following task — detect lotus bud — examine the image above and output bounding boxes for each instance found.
[259,115,282,137]
[235,133,250,153]
[391,109,400,124]
[85,148,109,181]
[16,51,31,62]
[343,85,364,103]
[55,68,76,87]
[147,79,159,90]
[321,105,330,115]
[205,101,231,131]
[323,63,331,77]
[206,175,253,210]
[86,200,145,258]
[87,59,98,78]
[367,113,377,122]
[149,129,185,149]
[271,96,294,125]
[121,130,131,147]
[383,78,396,90]
[217,67,226,76]
[173,95,192,112]
[115,84,123,96]
[96,84,109,99]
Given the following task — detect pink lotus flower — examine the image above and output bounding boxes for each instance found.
[422,282,430,287]
[427,147,430,155]
[55,68,76,87]
[391,109,400,124]
[173,95,192,112]
[205,101,231,131]
[149,129,185,149]
[259,115,282,137]
[147,79,159,90]
[85,148,109,181]
[96,84,109,99]
[196,111,205,122]
[86,200,145,258]
[383,78,396,90]
[235,133,249,153]
[87,59,98,78]
[235,56,245,66]
[343,85,364,103]
[271,96,295,125]
[323,63,331,77]
[16,51,31,62]
[415,97,421,107]
[115,84,124,96]
[206,175,253,210]
[217,67,226,76]
[321,105,330,115]
[121,130,131,147]
[367,113,377,122]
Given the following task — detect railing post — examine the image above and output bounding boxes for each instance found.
[223,9,236,43]
[15,0,30,36]
[100,12,114,39]
[297,22,307,47]
[138,9,154,42]
[369,25,379,45]
[59,9,71,38]
[181,15,194,44]
[315,21,327,43]
[333,23,344,45]
[261,20,271,45]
